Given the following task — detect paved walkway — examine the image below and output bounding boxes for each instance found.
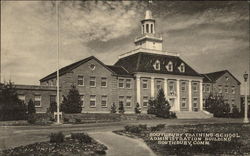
[89,131,156,156]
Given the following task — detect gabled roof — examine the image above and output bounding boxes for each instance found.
[202,70,241,84]
[114,52,202,77]
[40,56,115,82]
[106,65,133,77]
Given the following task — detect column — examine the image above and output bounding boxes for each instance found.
[164,78,168,99]
[176,79,180,111]
[136,76,141,106]
[151,77,155,98]
[199,80,203,111]
[188,80,192,111]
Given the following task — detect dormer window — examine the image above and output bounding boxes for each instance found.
[178,63,185,73]
[153,60,160,70]
[166,61,173,72]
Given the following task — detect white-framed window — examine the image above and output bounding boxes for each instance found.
[168,81,175,95]
[218,85,222,93]
[125,96,132,107]
[142,79,148,89]
[225,85,228,93]
[156,80,162,90]
[181,98,186,108]
[101,77,107,87]
[192,83,198,92]
[125,79,131,89]
[34,95,42,107]
[80,95,84,107]
[77,75,84,86]
[90,95,96,107]
[232,99,235,105]
[181,81,186,91]
[143,96,148,107]
[90,77,96,87]
[50,95,56,104]
[153,60,160,71]
[18,95,25,103]
[101,95,108,107]
[193,98,198,108]
[179,63,185,72]
[232,86,235,94]
[166,61,173,72]
[119,96,124,105]
[205,84,210,92]
[118,79,124,88]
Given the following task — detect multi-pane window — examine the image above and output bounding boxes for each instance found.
[154,60,160,70]
[181,98,186,108]
[232,86,235,94]
[90,77,96,87]
[118,79,124,88]
[18,95,25,103]
[80,95,84,107]
[50,95,56,104]
[193,98,198,108]
[125,79,131,89]
[90,95,96,107]
[169,81,175,95]
[34,95,41,107]
[166,61,173,72]
[142,79,148,89]
[224,86,228,93]
[181,81,186,91]
[179,63,185,72]
[101,77,107,87]
[119,96,124,105]
[218,85,222,93]
[143,96,148,107]
[78,75,84,86]
[232,99,235,105]
[205,85,210,92]
[101,95,108,107]
[192,83,198,92]
[156,80,162,90]
[125,96,132,107]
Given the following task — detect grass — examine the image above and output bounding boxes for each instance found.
[115,123,250,156]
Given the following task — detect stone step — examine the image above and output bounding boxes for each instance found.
[175,111,213,119]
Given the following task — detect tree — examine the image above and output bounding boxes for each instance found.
[0,82,27,121]
[110,102,117,113]
[118,103,125,114]
[147,88,171,118]
[27,99,36,115]
[205,94,230,117]
[134,103,141,114]
[60,85,82,113]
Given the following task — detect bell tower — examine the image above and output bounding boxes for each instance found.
[134,1,163,51]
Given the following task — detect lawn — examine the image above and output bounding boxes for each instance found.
[114,123,250,156]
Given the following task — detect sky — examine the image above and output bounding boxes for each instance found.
[1,1,249,94]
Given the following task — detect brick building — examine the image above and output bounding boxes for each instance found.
[202,70,241,111]
[6,9,241,116]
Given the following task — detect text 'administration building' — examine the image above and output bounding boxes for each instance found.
[40,9,206,114]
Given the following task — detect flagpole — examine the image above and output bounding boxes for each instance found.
[56,0,60,124]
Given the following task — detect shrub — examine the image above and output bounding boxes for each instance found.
[110,102,117,113]
[63,117,69,123]
[0,82,27,121]
[27,114,36,124]
[147,89,171,118]
[169,111,177,118]
[134,103,141,114]
[138,124,147,130]
[151,124,165,131]
[50,132,64,143]
[118,103,125,114]
[75,118,81,123]
[60,85,82,113]
[71,133,92,144]
[27,99,36,115]
[230,105,241,118]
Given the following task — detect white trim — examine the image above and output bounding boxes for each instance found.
[151,77,155,98]
[200,81,203,111]
[188,80,192,111]
[136,76,141,106]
